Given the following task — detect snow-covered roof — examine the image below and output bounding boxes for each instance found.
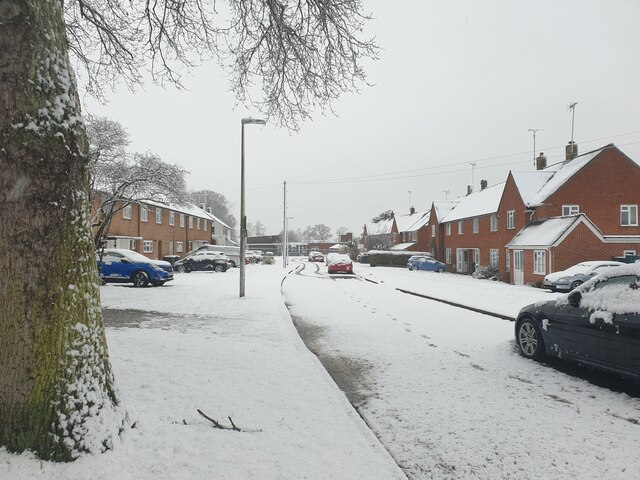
[143,199,231,229]
[390,242,415,251]
[527,147,606,207]
[432,201,459,222]
[366,218,395,236]
[441,183,505,223]
[510,170,554,205]
[507,216,580,247]
[395,210,430,233]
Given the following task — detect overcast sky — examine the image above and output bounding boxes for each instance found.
[84,0,640,238]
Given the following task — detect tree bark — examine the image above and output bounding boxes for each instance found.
[0,0,125,461]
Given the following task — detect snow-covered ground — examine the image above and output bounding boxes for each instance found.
[2,260,639,479]
[283,260,640,479]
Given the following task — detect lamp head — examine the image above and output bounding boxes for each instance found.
[242,117,266,125]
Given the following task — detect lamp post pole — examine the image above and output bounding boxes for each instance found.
[240,117,265,298]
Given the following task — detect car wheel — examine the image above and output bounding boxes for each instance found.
[570,280,583,290]
[229,261,236,268]
[214,264,225,272]
[437,267,444,273]
[408,266,414,271]
[516,317,545,361]
[132,271,149,288]
[176,265,186,273]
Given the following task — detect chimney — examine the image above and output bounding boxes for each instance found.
[206,207,212,214]
[200,203,206,210]
[536,152,547,170]
[409,206,415,215]
[480,179,488,190]
[565,141,578,161]
[466,185,472,196]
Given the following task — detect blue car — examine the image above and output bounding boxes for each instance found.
[98,248,174,287]
[407,255,447,272]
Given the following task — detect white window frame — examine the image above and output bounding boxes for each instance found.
[197,218,201,230]
[143,240,153,253]
[188,241,193,251]
[445,223,451,236]
[176,241,183,253]
[506,210,515,230]
[458,221,464,235]
[623,250,636,257]
[445,248,452,264]
[490,249,499,268]
[506,251,511,272]
[180,213,185,228]
[169,211,175,226]
[188,216,194,229]
[123,204,132,220]
[490,214,498,232]
[140,205,148,223]
[431,224,435,237]
[621,205,638,226]
[472,217,479,234]
[155,207,162,224]
[533,250,546,275]
[562,204,579,216]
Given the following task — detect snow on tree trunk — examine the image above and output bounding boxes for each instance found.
[0,0,126,461]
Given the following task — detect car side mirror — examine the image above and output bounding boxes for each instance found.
[568,290,582,307]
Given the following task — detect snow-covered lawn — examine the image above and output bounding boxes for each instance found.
[0,266,404,480]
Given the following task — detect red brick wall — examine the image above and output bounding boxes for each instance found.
[534,147,640,236]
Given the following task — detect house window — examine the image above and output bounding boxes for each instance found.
[176,241,183,253]
[490,249,499,268]
[490,214,498,232]
[458,221,464,235]
[411,231,417,242]
[189,216,194,229]
[623,250,636,257]
[212,223,216,234]
[155,207,162,224]
[123,204,132,220]
[506,210,515,229]
[621,205,638,226]
[143,240,153,253]
[562,205,579,216]
[506,251,510,272]
[445,248,452,264]
[180,213,185,228]
[197,218,201,230]
[188,241,193,251]
[141,205,148,222]
[169,211,175,226]
[431,225,435,237]
[445,223,451,236]
[533,250,546,274]
[473,218,479,234]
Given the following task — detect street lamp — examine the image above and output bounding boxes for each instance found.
[240,117,266,298]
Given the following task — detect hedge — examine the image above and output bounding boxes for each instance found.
[367,250,432,267]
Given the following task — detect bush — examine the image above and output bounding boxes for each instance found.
[261,255,275,265]
[367,250,431,267]
[471,264,499,281]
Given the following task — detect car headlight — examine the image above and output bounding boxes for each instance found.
[556,277,568,283]
[151,264,163,271]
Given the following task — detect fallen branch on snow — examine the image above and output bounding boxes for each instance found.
[196,409,262,433]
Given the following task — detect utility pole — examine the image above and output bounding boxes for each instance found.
[528,128,543,168]
[569,102,578,144]
[283,181,287,268]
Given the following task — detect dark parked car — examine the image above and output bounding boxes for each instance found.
[515,263,640,381]
[174,251,229,273]
[99,248,174,287]
[407,255,446,272]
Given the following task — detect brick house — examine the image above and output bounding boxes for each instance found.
[392,208,432,252]
[434,143,640,284]
[96,199,233,260]
[363,217,398,250]
[427,201,459,260]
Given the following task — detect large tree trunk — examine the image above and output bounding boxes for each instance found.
[0,0,125,461]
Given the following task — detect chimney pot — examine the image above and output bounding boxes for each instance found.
[536,152,547,170]
[410,206,415,215]
[466,185,472,196]
[565,141,578,161]
[480,179,488,190]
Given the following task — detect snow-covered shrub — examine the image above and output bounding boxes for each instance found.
[261,255,275,265]
[471,264,499,281]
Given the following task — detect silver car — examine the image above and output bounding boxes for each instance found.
[543,261,625,291]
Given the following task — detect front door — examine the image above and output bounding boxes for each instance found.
[456,249,469,273]
[513,250,524,285]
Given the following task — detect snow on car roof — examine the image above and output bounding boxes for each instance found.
[328,254,352,265]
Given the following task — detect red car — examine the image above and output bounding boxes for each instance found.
[308,251,325,262]
[327,254,353,274]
